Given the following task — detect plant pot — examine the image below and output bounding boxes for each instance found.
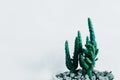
[53,69,114,80]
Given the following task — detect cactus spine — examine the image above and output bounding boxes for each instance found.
[65,18,99,78]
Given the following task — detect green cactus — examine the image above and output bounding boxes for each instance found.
[79,18,99,78]
[64,18,99,78]
[65,31,82,73]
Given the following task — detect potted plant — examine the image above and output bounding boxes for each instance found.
[54,18,114,80]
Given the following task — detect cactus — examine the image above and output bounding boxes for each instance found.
[65,18,98,78]
[79,18,99,78]
[65,31,82,73]
[64,18,99,78]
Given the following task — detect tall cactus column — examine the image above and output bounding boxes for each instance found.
[79,18,99,78]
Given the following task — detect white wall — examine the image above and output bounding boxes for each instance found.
[0,0,120,80]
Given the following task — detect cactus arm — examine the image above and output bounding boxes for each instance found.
[65,41,70,56]
[74,30,83,55]
[77,31,83,53]
[65,40,73,70]
[72,31,83,71]
[74,37,79,55]
[77,31,83,57]
[88,18,97,48]
[72,37,79,70]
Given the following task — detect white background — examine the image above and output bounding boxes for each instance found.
[0,0,120,80]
